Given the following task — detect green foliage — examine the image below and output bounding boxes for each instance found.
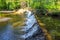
[0,0,20,10]
[0,0,60,11]
[29,0,60,12]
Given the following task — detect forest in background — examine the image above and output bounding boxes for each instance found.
[0,0,60,11]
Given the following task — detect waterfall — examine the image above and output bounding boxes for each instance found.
[14,10,45,40]
[0,10,45,40]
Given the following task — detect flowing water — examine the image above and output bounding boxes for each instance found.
[0,10,45,40]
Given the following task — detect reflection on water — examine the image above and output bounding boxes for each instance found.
[0,10,45,40]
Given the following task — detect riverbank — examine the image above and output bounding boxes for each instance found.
[35,14,52,40]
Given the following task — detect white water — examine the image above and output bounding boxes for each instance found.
[18,10,42,39]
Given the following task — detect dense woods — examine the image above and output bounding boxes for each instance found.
[0,0,60,10]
